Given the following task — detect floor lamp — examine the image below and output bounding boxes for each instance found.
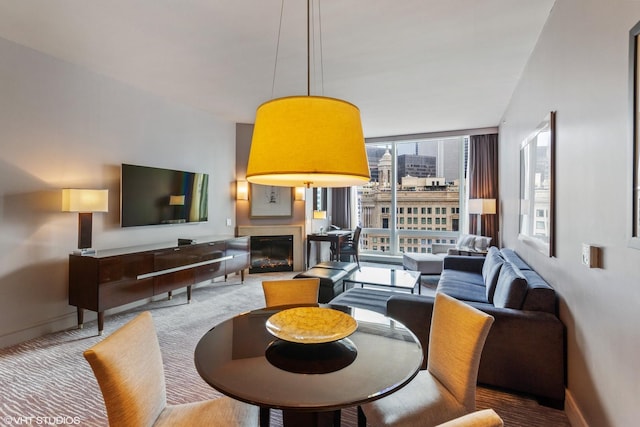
[468,198,496,236]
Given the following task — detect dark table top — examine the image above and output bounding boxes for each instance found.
[194,304,423,412]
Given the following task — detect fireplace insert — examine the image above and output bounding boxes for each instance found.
[250,235,294,273]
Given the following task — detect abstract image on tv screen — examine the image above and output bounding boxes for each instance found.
[121,163,209,227]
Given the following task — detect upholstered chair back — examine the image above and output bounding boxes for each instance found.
[436,409,504,427]
[428,293,495,411]
[262,278,320,308]
[84,311,166,427]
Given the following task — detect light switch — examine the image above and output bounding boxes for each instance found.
[226,218,232,226]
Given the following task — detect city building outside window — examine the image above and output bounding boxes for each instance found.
[356,136,468,256]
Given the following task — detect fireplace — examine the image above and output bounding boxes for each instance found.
[250,235,294,273]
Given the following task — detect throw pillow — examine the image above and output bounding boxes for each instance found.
[482,247,504,302]
[493,262,528,309]
[474,236,492,251]
[456,234,476,250]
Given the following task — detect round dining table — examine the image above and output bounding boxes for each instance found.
[194,303,423,427]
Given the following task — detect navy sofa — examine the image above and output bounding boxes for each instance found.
[386,247,566,407]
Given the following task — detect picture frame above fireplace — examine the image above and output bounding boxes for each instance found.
[250,184,293,218]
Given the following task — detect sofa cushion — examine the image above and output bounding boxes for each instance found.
[481,247,504,302]
[499,248,531,270]
[520,270,557,313]
[437,269,488,303]
[329,288,390,314]
[437,281,488,304]
[493,262,528,309]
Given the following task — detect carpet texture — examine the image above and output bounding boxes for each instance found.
[0,271,570,426]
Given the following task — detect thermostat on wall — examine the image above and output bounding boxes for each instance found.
[581,244,600,268]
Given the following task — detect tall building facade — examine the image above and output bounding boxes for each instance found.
[359,150,460,254]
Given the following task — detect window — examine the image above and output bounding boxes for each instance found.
[357,135,467,255]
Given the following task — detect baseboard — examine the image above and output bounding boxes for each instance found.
[0,311,78,349]
[565,389,589,427]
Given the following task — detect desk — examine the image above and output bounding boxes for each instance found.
[306,231,352,269]
[194,304,423,426]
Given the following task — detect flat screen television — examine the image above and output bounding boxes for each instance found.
[121,163,209,227]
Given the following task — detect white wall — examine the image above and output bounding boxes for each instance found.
[499,0,640,425]
[0,37,236,347]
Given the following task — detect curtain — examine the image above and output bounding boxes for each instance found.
[330,187,351,229]
[468,134,499,244]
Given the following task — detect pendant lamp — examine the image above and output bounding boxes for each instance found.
[246,0,370,188]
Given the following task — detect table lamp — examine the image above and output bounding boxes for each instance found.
[468,198,496,236]
[62,189,109,254]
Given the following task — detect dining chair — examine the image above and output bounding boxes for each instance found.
[436,409,503,427]
[337,226,362,269]
[261,278,320,308]
[358,292,494,427]
[84,311,259,427]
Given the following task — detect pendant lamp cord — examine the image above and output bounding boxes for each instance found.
[309,0,325,96]
[272,0,324,98]
[307,0,310,96]
[271,0,285,99]
[317,0,324,96]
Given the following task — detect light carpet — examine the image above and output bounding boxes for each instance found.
[0,271,570,426]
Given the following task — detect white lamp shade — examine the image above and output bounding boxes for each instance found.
[468,198,496,215]
[62,189,109,213]
[236,181,249,200]
[294,187,306,201]
[247,96,370,188]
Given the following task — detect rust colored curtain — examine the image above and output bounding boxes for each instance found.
[330,187,351,229]
[468,134,499,244]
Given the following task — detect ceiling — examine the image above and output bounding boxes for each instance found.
[0,0,555,138]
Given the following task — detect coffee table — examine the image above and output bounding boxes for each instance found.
[344,266,422,294]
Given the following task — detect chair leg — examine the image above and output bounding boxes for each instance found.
[357,406,366,427]
[259,407,270,427]
[333,409,341,426]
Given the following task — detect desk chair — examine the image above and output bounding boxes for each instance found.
[358,293,494,427]
[337,226,362,269]
[261,278,320,308]
[84,311,258,427]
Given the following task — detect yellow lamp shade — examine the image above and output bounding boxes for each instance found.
[61,189,109,212]
[247,96,370,188]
